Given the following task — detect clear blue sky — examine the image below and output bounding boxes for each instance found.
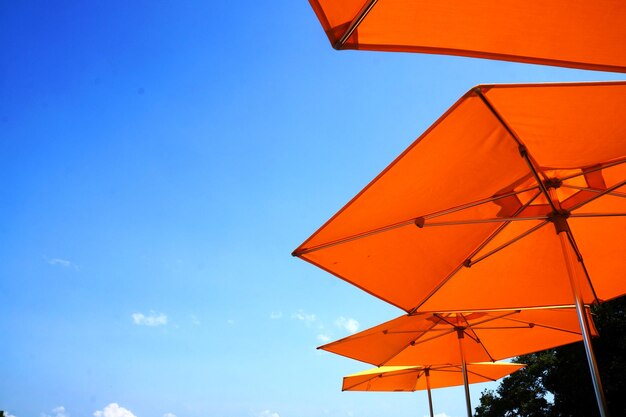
[0,2,621,417]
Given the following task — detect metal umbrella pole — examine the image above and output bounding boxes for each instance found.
[456,328,473,417]
[555,219,609,417]
[546,185,610,417]
[424,369,435,417]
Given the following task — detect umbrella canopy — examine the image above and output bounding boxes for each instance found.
[343,362,525,417]
[319,308,596,367]
[293,81,626,314]
[342,362,525,392]
[309,0,626,73]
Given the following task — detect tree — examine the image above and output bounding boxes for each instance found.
[475,296,626,417]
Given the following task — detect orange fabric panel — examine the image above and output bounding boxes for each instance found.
[569,194,626,302]
[296,93,528,253]
[342,363,525,392]
[483,83,626,169]
[320,308,593,367]
[310,0,626,72]
[303,220,503,311]
[418,224,583,312]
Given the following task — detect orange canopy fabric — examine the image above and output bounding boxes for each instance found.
[293,81,626,313]
[319,307,596,366]
[310,0,626,73]
[342,362,525,392]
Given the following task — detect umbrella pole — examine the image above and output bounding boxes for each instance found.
[456,329,473,417]
[425,369,434,417]
[557,231,610,417]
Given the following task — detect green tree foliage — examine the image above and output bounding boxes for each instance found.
[475,296,626,417]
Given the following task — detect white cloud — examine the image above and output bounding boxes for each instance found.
[163,413,177,417]
[292,310,317,324]
[132,311,168,326]
[270,311,283,319]
[317,333,331,343]
[335,316,360,334]
[93,403,137,417]
[257,410,280,417]
[426,413,453,417]
[46,257,79,270]
[7,413,16,417]
[190,314,201,325]
[41,406,69,417]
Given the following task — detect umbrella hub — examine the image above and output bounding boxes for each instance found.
[544,177,563,189]
[547,209,571,234]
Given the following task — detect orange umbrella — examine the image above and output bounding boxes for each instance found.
[343,362,525,417]
[294,81,626,416]
[319,307,594,417]
[309,0,626,73]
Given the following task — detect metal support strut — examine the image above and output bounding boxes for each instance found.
[551,212,610,417]
[456,328,473,417]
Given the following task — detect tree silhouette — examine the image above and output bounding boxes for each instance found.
[475,296,626,417]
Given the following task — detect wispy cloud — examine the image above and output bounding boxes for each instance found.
[41,406,69,417]
[227,319,235,325]
[427,413,453,417]
[45,257,79,270]
[163,413,177,417]
[317,334,331,343]
[190,314,201,326]
[93,403,137,417]
[292,310,317,324]
[257,410,280,417]
[335,316,360,334]
[132,311,168,327]
[270,311,283,319]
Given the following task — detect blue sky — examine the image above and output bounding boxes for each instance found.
[0,2,622,417]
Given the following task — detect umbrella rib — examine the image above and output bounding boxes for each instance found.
[423,215,548,227]
[467,220,549,267]
[293,187,542,256]
[408,328,458,346]
[460,315,496,362]
[570,212,626,218]
[561,184,626,199]
[471,325,534,330]
[560,157,626,182]
[464,368,499,382]
[293,218,416,256]
[437,364,494,382]
[385,329,451,334]
[568,178,626,212]
[498,315,587,336]
[473,88,558,213]
[432,313,459,328]
[564,228,601,304]
[464,310,522,327]
[411,263,466,314]
[343,374,380,391]
[410,193,544,313]
[376,318,446,366]
[461,189,542,264]
[422,185,539,220]
[412,369,425,392]
[334,0,379,49]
